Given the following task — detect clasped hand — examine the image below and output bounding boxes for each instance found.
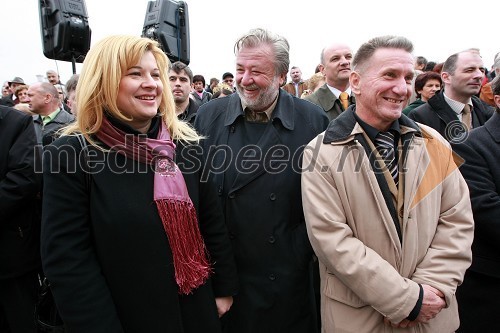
[384,284,446,328]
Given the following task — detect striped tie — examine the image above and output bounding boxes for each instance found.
[375,131,398,187]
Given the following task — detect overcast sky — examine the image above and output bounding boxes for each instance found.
[1,0,498,86]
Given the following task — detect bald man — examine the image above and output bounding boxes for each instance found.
[304,43,355,121]
[27,82,74,145]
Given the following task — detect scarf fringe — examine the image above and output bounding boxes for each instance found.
[156,199,212,295]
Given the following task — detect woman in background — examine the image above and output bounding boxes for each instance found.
[403,71,442,115]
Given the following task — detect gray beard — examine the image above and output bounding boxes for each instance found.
[236,77,279,112]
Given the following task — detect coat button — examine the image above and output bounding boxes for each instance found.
[229,232,235,240]
[217,185,223,196]
[268,236,275,244]
[229,193,235,199]
[230,126,235,133]
[269,274,276,281]
[269,193,276,201]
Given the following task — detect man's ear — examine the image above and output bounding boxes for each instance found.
[279,73,287,86]
[494,94,500,109]
[319,64,325,76]
[441,71,451,85]
[350,71,361,95]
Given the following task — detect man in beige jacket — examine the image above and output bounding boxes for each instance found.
[301,35,474,332]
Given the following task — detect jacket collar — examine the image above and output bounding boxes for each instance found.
[178,99,199,123]
[484,112,500,143]
[323,106,421,144]
[223,89,294,130]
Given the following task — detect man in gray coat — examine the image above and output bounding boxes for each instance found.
[27,82,74,146]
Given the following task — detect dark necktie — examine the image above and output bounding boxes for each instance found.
[375,131,398,187]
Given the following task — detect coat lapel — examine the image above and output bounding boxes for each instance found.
[229,120,283,194]
[428,93,459,126]
[317,85,336,112]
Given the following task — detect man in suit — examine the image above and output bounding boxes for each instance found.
[302,35,473,332]
[304,43,355,121]
[282,66,308,97]
[453,76,500,332]
[408,50,493,144]
[0,106,41,333]
[195,28,329,333]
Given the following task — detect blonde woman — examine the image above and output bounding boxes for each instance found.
[41,35,237,333]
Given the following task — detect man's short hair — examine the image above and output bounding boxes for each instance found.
[442,50,480,75]
[234,28,290,77]
[416,56,428,67]
[170,61,193,83]
[65,74,80,93]
[442,53,460,75]
[352,35,413,72]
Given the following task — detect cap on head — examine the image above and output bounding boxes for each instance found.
[222,72,234,80]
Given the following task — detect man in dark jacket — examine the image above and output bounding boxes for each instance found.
[0,106,41,332]
[169,61,200,123]
[453,76,500,332]
[408,50,493,144]
[195,28,329,333]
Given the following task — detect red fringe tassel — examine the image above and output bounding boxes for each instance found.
[156,199,212,295]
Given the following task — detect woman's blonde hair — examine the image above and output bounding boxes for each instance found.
[63,35,200,144]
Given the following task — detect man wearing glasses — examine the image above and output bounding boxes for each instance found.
[222,72,235,90]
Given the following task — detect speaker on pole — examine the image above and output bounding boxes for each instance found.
[39,0,91,63]
[142,0,190,65]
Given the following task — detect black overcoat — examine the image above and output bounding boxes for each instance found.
[194,91,329,333]
[453,112,500,331]
[41,117,238,333]
[0,106,41,279]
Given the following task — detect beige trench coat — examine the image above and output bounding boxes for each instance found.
[302,121,473,333]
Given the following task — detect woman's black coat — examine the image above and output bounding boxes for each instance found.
[41,119,238,333]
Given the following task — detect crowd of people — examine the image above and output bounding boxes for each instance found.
[0,28,498,333]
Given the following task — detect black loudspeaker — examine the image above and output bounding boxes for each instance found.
[142,0,190,65]
[39,0,91,62]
